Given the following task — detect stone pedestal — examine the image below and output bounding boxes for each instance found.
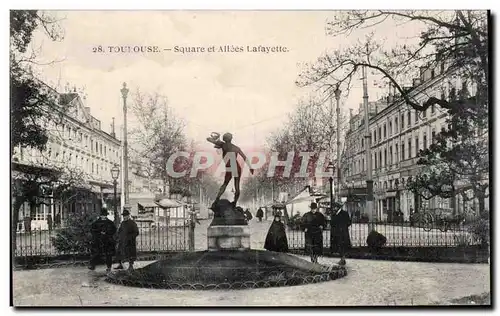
[207,225,250,251]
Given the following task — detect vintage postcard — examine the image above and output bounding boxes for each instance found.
[10,10,490,307]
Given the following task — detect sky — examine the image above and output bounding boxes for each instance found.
[29,10,425,152]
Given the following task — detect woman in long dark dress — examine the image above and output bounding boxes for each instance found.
[264,214,289,252]
[302,202,326,263]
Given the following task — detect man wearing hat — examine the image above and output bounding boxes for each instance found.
[301,202,327,263]
[114,206,139,271]
[330,201,352,266]
[89,208,117,273]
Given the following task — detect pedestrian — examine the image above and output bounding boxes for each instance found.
[23,216,31,234]
[88,208,117,273]
[114,207,139,271]
[244,208,253,222]
[47,214,53,232]
[331,203,352,266]
[264,214,289,253]
[256,207,264,222]
[302,202,326,263]
[55,213,61,228]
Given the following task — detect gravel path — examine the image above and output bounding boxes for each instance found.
[13,256,489,306]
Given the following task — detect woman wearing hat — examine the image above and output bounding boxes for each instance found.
[114,207,139,271]
[264,213,289,253]
[302,202,326,263]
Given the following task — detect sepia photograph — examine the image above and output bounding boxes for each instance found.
[10,9,491,307]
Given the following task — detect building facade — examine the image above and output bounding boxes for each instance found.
[12,89,122,231]
[340,64,483,222]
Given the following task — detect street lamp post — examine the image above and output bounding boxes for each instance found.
[111,164,120,227]
[327,161,335,253]
[362,66,375,231]
[121,83,130,208]
[334,85,342,205]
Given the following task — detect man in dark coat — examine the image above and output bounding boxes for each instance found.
[331,203,352,266]
[302,202,326,263]
[264,214,289,252]
[114,208,139,271]
[256,207,264,222]
[88,208,117,273]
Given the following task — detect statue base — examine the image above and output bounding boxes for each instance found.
[207,225,250,251]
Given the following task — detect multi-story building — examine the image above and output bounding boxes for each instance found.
[12,88,122,230]
[340,64,484,222]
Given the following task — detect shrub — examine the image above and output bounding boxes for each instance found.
[287,213,303,230]
[366,230,387,252]
[467,218,489,247]
[51,208,100,254]
[359,214,369,223]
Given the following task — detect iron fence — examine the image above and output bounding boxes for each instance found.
[14,221,190,258]
[286,220,480,250]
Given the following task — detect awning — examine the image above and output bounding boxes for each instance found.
[385,191,398,198]
[138,202,158,208]
[287,195,319,205]
[155,198,184,209]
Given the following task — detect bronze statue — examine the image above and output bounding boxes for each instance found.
[207,132,254,207]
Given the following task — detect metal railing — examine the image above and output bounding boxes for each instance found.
[286,220,480,250]
[14,220,190,258]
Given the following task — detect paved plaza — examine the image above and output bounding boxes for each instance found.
[12,218,489,306]
[12,255,489,306]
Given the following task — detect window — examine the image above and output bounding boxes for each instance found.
[374,153,377,169]
[407,139,411,158]
[91,140,94,152]
[97,164,99,175]
[104,145,107,156]
[389,146,393,165]
[373,131,376,143]
[431,105,435,115]
[384,149,387,166]
[361,137,364,148]
[407,112,411,127]
[379,151,382,167]
[92,162,94,173]
[415,110,419,123]
[378,127,382,142]
[394,117,398,133]
[96,142,98,152]
[432,130,436,143]
[423,134,427,150]
[100,144,103,155]
[415,136,419,155]
[401,114,404,129]
[383,125,386,139]
[422,109,427,118]
[395,144,399,163]
[389,121,392,136]
[362,158,365,171]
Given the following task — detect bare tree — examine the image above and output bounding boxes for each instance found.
[129,90,188,195]
[265,95,348,192]
[297,10,489,215]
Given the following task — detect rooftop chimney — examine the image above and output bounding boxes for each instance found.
[111,117,116,137]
